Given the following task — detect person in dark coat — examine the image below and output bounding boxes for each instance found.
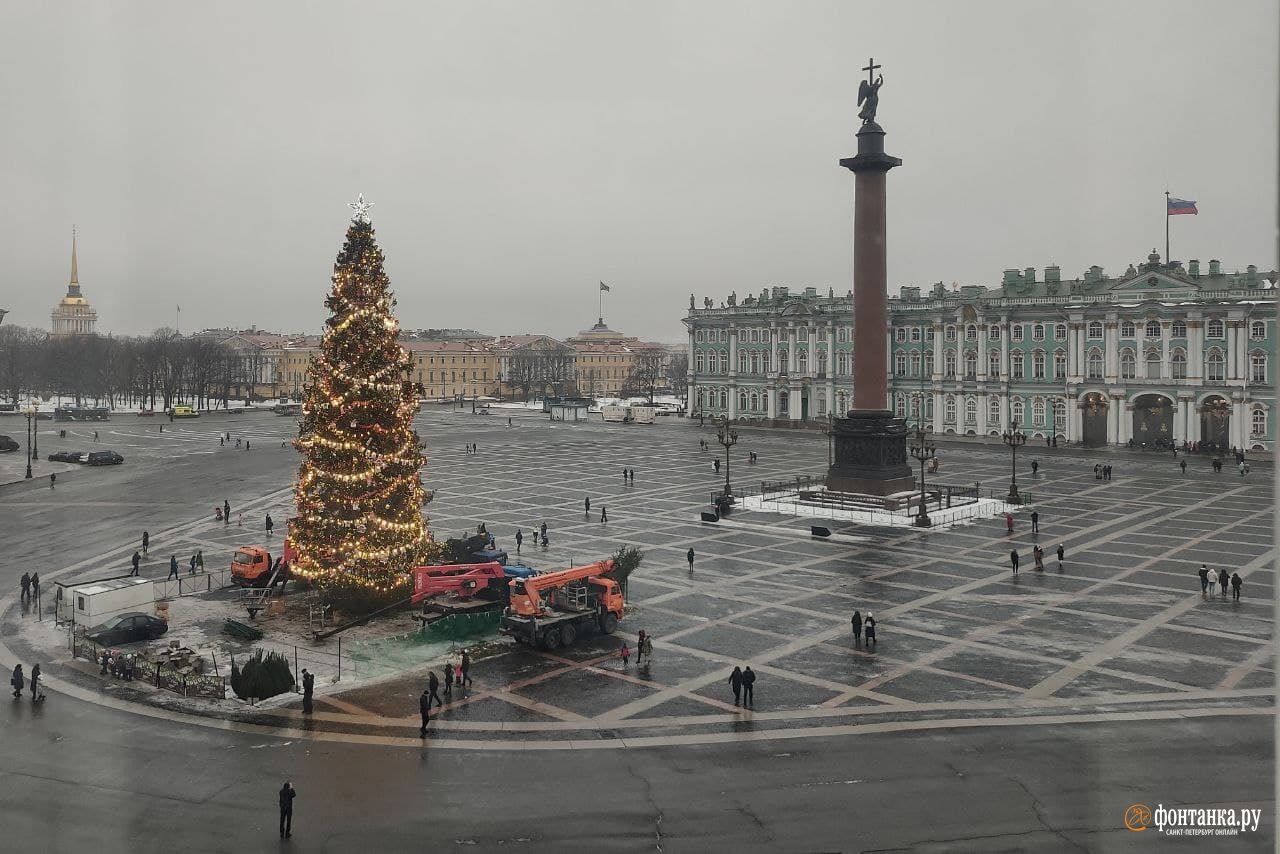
[1231,573,1242,601]
[1056,544,1065,564]
[427,670,442,709]
[728,666,743,705]
[460,649,473,687]
[584,496,590,517]
[419,689,431,737]
[851,610,863,645]
[142,531,150,556]
[266,514,274,536]
[279,782,295,838]
[20,572,30,602]
[168,555,179,580]
[301,669,314,715]
[1197,565,1210,594]
[30,573,38,603]
[131,551,141,576]
[11,664,23,698]
[686,548,695,572]
[864,614,877,646]
[1030,510,1040,534]
[1010,549,1020,574]
[29,663,41,701]
[223,499,231,525]
[600,506,608,523]
[1180,459,1187,475]
[443,661,454,695]
[741,666,756,707]
[515,529,523,554]
[1217,568,1229,597]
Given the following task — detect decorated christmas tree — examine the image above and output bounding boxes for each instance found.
[292,196,434,601]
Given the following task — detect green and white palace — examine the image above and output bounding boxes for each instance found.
[684,251,1276,451]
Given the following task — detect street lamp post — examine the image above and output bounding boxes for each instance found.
[24,404,36,479]
[716,416,739,501]
[1002,428,1027,502]
[909,426,936,527]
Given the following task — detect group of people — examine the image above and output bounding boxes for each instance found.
[218,435,251,449]
[727,665,757,707]
[1093,463,1115,481]
[418,649,474,736]
[850,610,877,646]
[583,497,608,523]
[99,649,139,680]
[621,468,636,483]
[463,442,479,455]
[9,663,41,701]
[1010,543,1064,574]
[619,630,655,668]
[19,572,41,606]
[1198,565,1244,600]
[514,523,550,553]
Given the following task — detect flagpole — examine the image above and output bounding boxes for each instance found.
[1164,190,1170,263]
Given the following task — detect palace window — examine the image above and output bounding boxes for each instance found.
[1251,352,1267,383]
[778,350,788,372]
[1087,321,1104,340]
[965,395,977,425]
[910,352,922,376]
[1120,350,1136,379]
[797,351,808,373]
[910,394,922,421]
[1012,324,1024,342]
[944,351,957,378]
[818,351,828,375]
[1054,323,1067,340]
[750,393,759,411]
[1145,321,1161,338]
[910,327,922,342]
[1251,321,1266,340]
[1251,407,1267,436]
[695,330,704,343]
[694,353,704,372]
[1207,319,1225,338]
[1121,321,1135,338]
[738,352,748,373]
[895,352,907,375]
[1032,350,1046,379]
[1032,398,1046,427]
[895,327,906,342]
[1011,352,1024,380]
[739,391,748,412]
[965,351,977,379]
[1207,349,1225,381]
[837,327,846,343]
[926,326,936,341]
[1171,321,1186,338]
[989,325,1001,340]
[1011,398,1025,426]
[1054,399,1066,431]
[837,353,850,375]
[945,326,957,341]
[945,395,956,424]
[989,396,1001,426]
[966,325,977,341]
[1032,323,1045,341]
[989,350,1001,377]
[1171,349,1187,379]
[798,326,808,342]
[1145,349,1162,379]
[719,351,730,373]
[895,395,906,418]
[1087,349,1104,379]
[1053,350,1067,380]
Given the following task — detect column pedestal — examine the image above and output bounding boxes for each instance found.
[827,410,915,495]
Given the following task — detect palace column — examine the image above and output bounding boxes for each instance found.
[827,110,913,494]
[1160,321,1173,380]
[685,323,697,416]
[977,320,988,381]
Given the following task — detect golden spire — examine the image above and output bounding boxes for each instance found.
[70,226,79,285]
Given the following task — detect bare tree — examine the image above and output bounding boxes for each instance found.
[667,352,689,406]
[507,352,539,402]
[630,350,665,403]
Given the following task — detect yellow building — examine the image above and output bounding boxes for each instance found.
[404,340,500,401]
[50,229,98,337]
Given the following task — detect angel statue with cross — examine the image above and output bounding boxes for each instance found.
[857,57,883,125]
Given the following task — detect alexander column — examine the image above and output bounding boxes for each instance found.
[826,58,915,496]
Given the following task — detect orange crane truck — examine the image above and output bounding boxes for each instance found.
[499,559,623,650]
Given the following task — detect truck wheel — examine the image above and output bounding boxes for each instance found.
[542,629,561,651]
[599,612,618,635]
[559,623,577,647]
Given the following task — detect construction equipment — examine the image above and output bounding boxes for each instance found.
[411,562,509,605]
[499,559,622,650]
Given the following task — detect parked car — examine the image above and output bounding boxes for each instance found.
[137,409,156,417]
[86,450,124,465]
[0,435,18,452]
[48,450,85,462]
[85,612,168,645]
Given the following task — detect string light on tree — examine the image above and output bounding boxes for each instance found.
[291,195,437,598]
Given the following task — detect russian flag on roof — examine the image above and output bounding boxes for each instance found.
[1167,197,1198,215]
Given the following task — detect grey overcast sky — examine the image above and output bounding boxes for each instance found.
[2,1,1275,342]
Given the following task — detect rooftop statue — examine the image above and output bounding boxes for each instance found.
[857,57,884,125]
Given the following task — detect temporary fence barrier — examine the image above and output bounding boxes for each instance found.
[71,632,226,700]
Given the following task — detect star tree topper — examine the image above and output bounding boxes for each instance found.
[348,193,374,224]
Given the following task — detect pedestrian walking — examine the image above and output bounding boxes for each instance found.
[1031,460,1039,476]
[427,670,442,709]
[584,496,590,517]
[1056,544,1065,565]
[1231,573,1242,601]
[1198,565,1210,595]
[622,468,628,483]
[196,549,204,572]
[729,666,743,705]
[443,661,454,695]
[741,666,756,707]
[637,629,647,660]
[142,530,150,556]
[461,649,473,687]
[11,664,23,698]
[244,440,250,450]
[30,573,38,603]
[600,506,607,523]
[1180,459,1187,475]
[1207,568,1217,595]
[515,529,523,553]
[29,663,41,702]
[20,572,30,603]
[220,437,225,447]
[864,614,877,646]
[629,469,635,483]
[189,553,198,575]
[686,547,695,572]
[1030,510,1040,533]
[238,511,243,527]
[279,782,296,838]
[1094,463,1101,480]
[1033,545,1044,571]
[851,610,863,645]
[619,642,630,668]
[1005,513,1014,535]
[713,458,720,473]
[453,661,464,689]
[1010,549,1020,574]
[223,499,231,525]
[168,555,179,580]
[539,522,547,542]
[266,513,274,536]
[418,688,432,736]
[641,634,653,663]
[93,430,99,442]
[1217,568,1229,597]
[49,472,55,489]
[301,669,314,715]
[131,551,141,576]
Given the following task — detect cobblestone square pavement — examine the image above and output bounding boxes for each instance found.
[3,409,1272,750]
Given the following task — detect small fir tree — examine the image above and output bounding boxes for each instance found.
[292,196,435,601]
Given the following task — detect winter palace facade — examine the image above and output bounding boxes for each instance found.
[684,251,1275,451]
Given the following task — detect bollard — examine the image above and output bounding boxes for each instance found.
[337,636,342,681]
